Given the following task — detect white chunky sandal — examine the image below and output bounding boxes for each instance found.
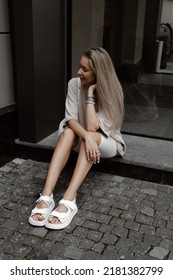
[29,194,55,227]
[45,199,78,230]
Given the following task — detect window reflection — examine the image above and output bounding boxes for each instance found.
[72,0,173,140]
[103,0,173,140]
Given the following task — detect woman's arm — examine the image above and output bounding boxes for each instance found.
[68,119,100,163]
[85,85,100,132]
[68,119,88,140]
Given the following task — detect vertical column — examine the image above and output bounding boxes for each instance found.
[12,0,66,143]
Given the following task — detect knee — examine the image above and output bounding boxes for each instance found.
[61,128,75,138]
[60,128,78,144]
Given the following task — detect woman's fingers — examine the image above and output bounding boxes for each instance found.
[86,148,100,164]
[96,150,100,163]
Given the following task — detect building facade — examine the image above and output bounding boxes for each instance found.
[0,0,173,154]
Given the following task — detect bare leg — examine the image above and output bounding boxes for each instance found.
[32,128,78,221]
[49,131,101,224]
[42,129,78,195]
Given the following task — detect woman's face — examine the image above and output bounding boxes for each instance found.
[77,56,96,87]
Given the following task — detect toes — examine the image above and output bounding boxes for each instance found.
[48,217,61,224]
[38,214,44,221]
[32,214,44,221]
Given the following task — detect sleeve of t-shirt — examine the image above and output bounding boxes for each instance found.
[64,78,79,123]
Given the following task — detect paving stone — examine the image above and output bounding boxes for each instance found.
[154,202,169,212]
[46,231,66,242]
[109,208,123,217]
[143,234,161,247]
[2,219,19,230]
[108,185,124,195]
[73,226,89,238]
[140,199,154,208]
[64,246,84,260]
[63,234,80,247]
[101,246,119,260]
[0,191,5,197]
[167,221,173,230]
[114,201,129,210]
[153,219,166,228]
[48,242,66,259]
[99,224,114,233]
[92,242,105,254]
[83,220,100,230]
[111,175,124,183]
[168,251,173,259]
[112,226,128,238]
[0,216,5,225]
[101,233,118,245]
[85,211,98,222]
[96,214,112,224]
[119,248,133,260]
[135,213,153,225]
[133,253,156,260]
[0,252,23,260]
[124,220,140,231]
[140,207,154,217]
[132,241,151,255]
[159,239,173,251]
[39,240,56,253]
[92,189,105,197]
[12,158,26,164]
[22,236,43,247]
[121,210,136,220]
[0,198,9,207]
[87,230,103,242]
[95,205,111,214]
[31,227,49,238]
[110,217,126,227]
[0,165,13,173]
[115,238,134,250]
[155,227,172,239]
[0,241,32,258]
[79,239,94,250]
[139,225,155,235]
[81,251,101,260]
[149,246,169,259]
[82,201,98,211]
[27,249,49,260]
[141,188,157,196]
[155,210,169,221]
[128,230,143,241]
[96,198,114,207]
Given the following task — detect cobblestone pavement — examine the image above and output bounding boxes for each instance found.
[0,158,173,260]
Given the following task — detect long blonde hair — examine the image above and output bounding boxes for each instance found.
[83,47,124,130]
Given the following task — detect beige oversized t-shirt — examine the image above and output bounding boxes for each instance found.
[58,78,126,157]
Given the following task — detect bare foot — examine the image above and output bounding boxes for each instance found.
[31,201,48,221]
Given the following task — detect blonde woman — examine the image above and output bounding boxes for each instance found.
[29,47,126,230]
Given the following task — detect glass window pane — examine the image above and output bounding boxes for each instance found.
[103,0,173,140]
[72,0,173,140]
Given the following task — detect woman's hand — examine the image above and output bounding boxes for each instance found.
[84,132,100,164]
[88,84,96,97]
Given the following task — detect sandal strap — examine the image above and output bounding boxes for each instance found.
[48,199,77,223]
[59,199,76,210]
[36,194,53,205]
[50,209,69,220]
[31,207,48,217]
